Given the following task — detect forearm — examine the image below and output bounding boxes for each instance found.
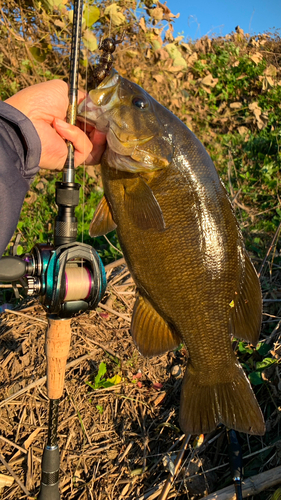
[0,101,41,256]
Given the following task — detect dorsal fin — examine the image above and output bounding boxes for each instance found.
[229,252,262,344]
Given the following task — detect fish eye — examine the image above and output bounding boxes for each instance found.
[132,97,148,109]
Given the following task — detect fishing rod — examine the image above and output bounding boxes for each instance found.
[227,429,243,500]
[0,0,110,497]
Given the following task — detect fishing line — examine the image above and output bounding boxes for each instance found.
[109,0,113,38]
[81,0,89,246]
[103,234,123,255]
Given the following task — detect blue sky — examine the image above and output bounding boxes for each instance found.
[166,0,281,41]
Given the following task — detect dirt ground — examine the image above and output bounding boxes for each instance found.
[0,257,281,499]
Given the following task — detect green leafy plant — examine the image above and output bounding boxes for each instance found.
[237,340,278,386]
[96,404,104,414]
[86,361,121,390]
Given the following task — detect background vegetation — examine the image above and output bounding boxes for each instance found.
[1,0,280,261]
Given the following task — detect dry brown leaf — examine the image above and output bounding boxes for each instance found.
[204,86,213,94]
[181,42,192,54]
[264,64,277,77]
[200,74,218,87]
[158,0,180,20]
[139,17,146,32]
[107,448,118,460]
[250,52,263,64]
[0,474,14,490]
[164,28,174,42]
[218,102,227,113]
[148,6,163,20]
[250,38,260,48]
[104,3,125,26]
[236,73,247,80]
[54,19,65,28]
[238,126,249,136]
[174,35,184,43]
[171,98,181,107]
[153,74,165,83]
[249,101,262,118]
[263,76,274,89]
[195,39,205,52]
[119,482,130,497]
[155,48,169,60]
[25,191,37,205]
[230,102,242,109]
[167,65,184,73]
[248,101,265,129]
[187,52,198,65]
[153,393,166,406]
[196,37,212,53]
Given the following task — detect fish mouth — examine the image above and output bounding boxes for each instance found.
[96,69,119,90]
[77,70,120,129]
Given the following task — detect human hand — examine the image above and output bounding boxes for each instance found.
[5,80,106,170]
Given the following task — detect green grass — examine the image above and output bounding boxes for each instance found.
[13,167,122,264]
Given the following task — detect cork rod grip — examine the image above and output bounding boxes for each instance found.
[45,318,72,400]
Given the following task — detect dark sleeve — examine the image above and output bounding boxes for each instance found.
[0,101,41,257]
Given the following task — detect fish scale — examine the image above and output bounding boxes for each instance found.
[78,69,265,436]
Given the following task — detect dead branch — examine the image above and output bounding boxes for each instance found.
[203,465,281,500]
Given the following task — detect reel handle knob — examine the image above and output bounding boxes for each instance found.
[0,256,27,281]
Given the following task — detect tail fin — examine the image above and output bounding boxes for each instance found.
[179,362,265,436]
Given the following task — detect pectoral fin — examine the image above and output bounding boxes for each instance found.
[131,294,181,356]
[89,195,117,237]
[229,253,262,344]
[124,177,165,231]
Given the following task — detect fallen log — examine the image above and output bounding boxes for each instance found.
[204,465,281,500]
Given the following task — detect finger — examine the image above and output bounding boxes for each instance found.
[53,118,93,167]
[85,128,107,165]
[78,89,87,103]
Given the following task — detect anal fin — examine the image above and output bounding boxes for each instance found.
[230,252,262,345]
[89,195,117,237]
[131,294,181,356]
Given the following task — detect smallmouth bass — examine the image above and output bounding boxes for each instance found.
[78,70,265,436]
